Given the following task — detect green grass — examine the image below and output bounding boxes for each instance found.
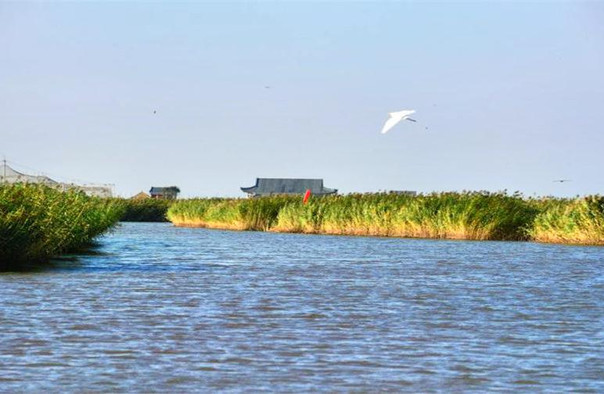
[116,198,173,222]
[0,184,124,269]
[529,195,604,245]
[167,192,537,240]
[275,191,538,240]
[167,192,604,245]
[4,185,599,271]
[167,196,297,230]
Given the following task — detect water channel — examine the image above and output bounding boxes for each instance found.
[1,222,602,392]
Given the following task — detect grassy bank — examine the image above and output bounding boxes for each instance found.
[274,192,537,240]
[168,192,535,241]
[0,184,124,269]
[167,192,604,245]
[167,196,293,231]
[529,196,604,245]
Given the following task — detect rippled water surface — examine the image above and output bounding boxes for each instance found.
[1,222,603,392]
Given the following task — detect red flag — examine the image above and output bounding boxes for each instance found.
[303,189,311,204]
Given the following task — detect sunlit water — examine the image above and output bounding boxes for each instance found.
[1,222,603,392]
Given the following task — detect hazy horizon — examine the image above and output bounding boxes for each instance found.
[2,2,603,198]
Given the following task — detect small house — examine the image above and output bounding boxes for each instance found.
[149,186,180,200]
[241,178,337,197]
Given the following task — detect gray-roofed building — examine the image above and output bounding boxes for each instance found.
[241,178,337,197]
[150,186,180,200]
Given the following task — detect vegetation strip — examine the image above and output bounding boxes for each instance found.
[114,198,173,222]
[2,188,602,270]
[0,184,123,269]
[167,193,604,245]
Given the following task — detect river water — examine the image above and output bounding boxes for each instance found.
[1,222,603,392]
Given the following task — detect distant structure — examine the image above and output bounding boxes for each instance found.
[131,191,151,200]
[77,185,113,198]
[1,161,58,186]
[0,161,113,198]
[241,178,337,197]
[149,186,180,200]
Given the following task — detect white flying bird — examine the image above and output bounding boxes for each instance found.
[380,109,416,134]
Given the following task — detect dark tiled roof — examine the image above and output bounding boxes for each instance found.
[149,186,180,194]
[241,178,337,196]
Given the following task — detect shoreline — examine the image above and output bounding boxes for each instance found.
[0,184,123,270]
[169,219,604,246]
[166,193,604,246]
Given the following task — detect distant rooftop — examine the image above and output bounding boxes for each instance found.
[149,186,180,200]
[241,178,337,197]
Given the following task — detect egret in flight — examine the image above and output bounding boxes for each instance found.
[381,110,417,134]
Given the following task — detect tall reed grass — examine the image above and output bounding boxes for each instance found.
[168,192,604,245]
[116,198,173,222]
[275,192,538,240]
[167,196,297,231]
[529,195,604,245]
[167,192,545,241]
[0,184,124,269]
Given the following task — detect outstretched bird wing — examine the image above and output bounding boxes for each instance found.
[392,110,416,119]
[381,115,403,134]
[381,110,416,133]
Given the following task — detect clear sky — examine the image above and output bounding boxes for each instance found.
[2,1,603,198]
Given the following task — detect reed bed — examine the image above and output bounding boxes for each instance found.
[275,192,538,240]
[116,198,173,222]
[168,192,604,245]
[0,184,123,269]
[167,196,297,231]
[529,195,604,245]
[168,192,532,240]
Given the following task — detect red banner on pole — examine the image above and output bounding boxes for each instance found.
[303,189,311,204]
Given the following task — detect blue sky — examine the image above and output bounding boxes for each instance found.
[1,1,603,198]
